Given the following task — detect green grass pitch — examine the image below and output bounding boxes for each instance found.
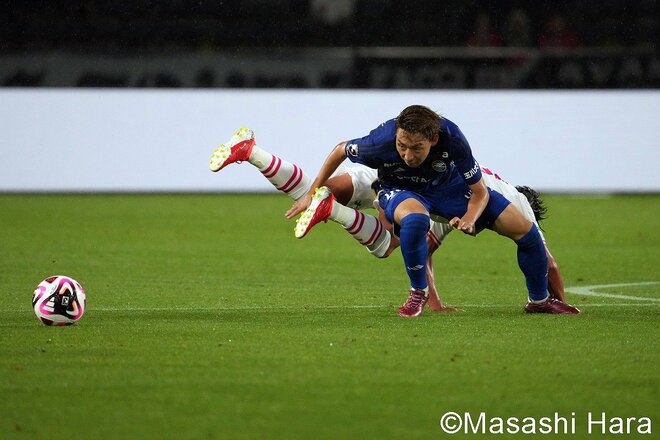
[1,193,658,439]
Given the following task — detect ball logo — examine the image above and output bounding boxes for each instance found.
[33,275,86,326]
[432,160,447,173]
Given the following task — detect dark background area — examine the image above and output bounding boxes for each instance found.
[1,0,658,88]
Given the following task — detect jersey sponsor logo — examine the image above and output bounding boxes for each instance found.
[395,175,430,183]
[463,163,480,180]
[347,143,359,157]
[442,152,449,158]
[432,160,447,173]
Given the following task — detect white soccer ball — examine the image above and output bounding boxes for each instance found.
[32,276,87,326]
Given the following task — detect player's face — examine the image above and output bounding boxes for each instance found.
[395,129,436,168]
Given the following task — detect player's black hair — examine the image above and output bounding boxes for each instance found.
[396,105,440,141]
[515,185,548,228]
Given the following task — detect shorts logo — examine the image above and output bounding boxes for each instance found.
[432,160,447,173]
[347,143,359,157]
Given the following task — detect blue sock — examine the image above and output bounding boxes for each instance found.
[399,213,430,290]
[515,224,549,301]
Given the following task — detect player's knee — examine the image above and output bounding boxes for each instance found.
[325,174,354,205]
[393,198,428,224]
[494,204,534,241]
[400,212,430,228]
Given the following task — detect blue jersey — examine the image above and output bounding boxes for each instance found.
[344,117,482,193]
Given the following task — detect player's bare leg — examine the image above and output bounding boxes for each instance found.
[325,173,354,206]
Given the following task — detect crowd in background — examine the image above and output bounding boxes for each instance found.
[2,0,657,53]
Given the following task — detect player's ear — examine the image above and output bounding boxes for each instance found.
[431,133,439,144]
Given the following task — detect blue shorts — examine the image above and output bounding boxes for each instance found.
[378,179,510,234]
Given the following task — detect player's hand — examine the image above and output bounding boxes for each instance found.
[285,193,312,219]
[449,217,476,236]
[427,289,464,312]
[428,304,464,312]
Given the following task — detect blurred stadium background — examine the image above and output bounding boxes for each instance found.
[1,0,658,194]
[1,0,657,88]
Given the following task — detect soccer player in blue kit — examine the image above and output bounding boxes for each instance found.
[287,105,580,317]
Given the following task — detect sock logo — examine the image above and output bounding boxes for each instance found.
[407,265,424,271]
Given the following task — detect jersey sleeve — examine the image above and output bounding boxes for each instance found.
[445,121,482,185]
[344,118,396,168]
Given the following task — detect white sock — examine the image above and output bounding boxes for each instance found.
[249,145,311,200]
[428,220,453,252]
[329,202,391,257]
[530,295,549,304]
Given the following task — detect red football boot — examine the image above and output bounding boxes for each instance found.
[524,297,581,315]
[209,127,255,172]
[398,288,429,317]
[294,186,334,238]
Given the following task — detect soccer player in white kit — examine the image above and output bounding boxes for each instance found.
[210,127,569,313]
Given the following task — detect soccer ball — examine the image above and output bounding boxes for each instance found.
[32,276,87,326]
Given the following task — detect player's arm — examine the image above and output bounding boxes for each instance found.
[425,253,463,312]
[545,245,566,301]
[449,177,489,235]
[285,142,347,219]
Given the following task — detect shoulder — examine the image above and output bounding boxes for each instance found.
[439,117,471,155]
[367,118,397,144]
[440,117,468,144]
[346,117,397,158]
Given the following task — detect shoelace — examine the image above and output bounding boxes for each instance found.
[404,290,426,308]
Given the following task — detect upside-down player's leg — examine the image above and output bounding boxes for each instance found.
[209,127,312,200]
[294,186,392,257]
[210,128,392,254]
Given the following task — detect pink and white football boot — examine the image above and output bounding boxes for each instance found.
[398,288,429,317]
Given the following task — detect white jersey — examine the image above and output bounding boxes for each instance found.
[337,162,545,243]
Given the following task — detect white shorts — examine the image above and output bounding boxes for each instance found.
[334,161,379,210]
